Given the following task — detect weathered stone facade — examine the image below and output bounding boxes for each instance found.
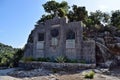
[24,16,96,63]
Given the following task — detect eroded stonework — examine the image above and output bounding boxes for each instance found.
[24,16,96,63]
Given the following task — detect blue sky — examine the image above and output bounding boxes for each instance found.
[0,0,120,48]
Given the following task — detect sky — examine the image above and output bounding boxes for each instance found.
[0,0,120,48]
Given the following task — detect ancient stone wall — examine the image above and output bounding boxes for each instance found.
[24,16,96,64]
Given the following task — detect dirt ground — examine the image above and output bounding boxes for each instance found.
[0,67,120,80]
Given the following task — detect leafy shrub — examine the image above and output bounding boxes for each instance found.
[55,56,66,63]
[13,49,24,67]
[66,58,78,63]
[37,57,50,62]
[21,57,51,62]
[22,57,36,62]
[84,71,95,79]
[1,57,8,65]
[79,60,86,64]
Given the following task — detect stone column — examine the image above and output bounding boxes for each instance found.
[76,22,83,60]
[58,25,66,56]
[44,22,51,58]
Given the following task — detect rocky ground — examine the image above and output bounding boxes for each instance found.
[0,67,120,80]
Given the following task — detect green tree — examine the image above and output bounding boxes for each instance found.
[0,43,23,67]
[83,10,110,38]
[38,0,69,23]
[89,10,110,25]
[38,14,54,23]
[68,5,88,22]
[111,10,120,29]
[43,0,69,15]
[13,49,24,67]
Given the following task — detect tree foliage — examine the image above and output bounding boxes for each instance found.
[38,0,120,31]
[111,10,120,29]
[89,10,110,25]
[68,5,88,22]
[43,0,69,14]
[38,1,69,23]
[0,43,23,67]
[38,14,54,23]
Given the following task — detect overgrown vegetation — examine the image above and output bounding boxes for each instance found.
[21,57,36,62]
[21,56,87,64]
[37,0,120,39]
[0,43,23,67]
[21,57,51,62]
[37,57,50,62]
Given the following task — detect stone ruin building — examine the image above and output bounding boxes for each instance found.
[24,16,96,63]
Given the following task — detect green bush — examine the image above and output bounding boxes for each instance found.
[66,59,78,63]
[79,60,86,64]
[13,49,24,67]
[55,56,66,63]
[21,57,51,62]
[22,57,36,62]
[0,43,24,67]
[0,57,8,66]
[84,71,95,79]
[37,57,50,62]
